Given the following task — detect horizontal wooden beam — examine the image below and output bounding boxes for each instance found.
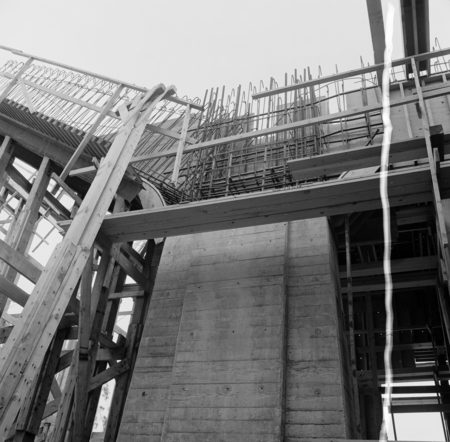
[339,255,438,278]
[0,274,30,307]
[391,404,450,413]
[384,385,450,394]
[145,123,197,145]
[108,289,144,300]
[341,273,437,294]
[0,238,41,283]
[357,342,442,353]
[89,360,129,392]
[288,136,450,181]
[252,46,450,99]
[59,161,450,243]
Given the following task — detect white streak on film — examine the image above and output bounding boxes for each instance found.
[379,3,395,441]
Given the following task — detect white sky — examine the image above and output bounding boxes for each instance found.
[0,0,449,101]
[1,0,450,440]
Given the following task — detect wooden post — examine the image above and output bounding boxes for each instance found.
[0,157,51,317]
[171,104,191,184]
[12,329,67,442]
[0,137,14,190]
[72,250,93,442]
[103,240,159,441]
[0,84,172,439]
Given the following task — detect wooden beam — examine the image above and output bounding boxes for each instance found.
[108,289,144,300]
[287,136,450,181]
[0,238,41,283]
[14,329,66,440]
[68,165,96,177]
[0,157,51,317]
[0,136,14,189]
[50,172,82,206]
[339,255,438,278]
[391,404,450,413]
[171,104,191,183]
[88,360,129,392]
[341,273,437,294]
[145,123,197,145]
[73,251,93,442]
[72,161,450,243]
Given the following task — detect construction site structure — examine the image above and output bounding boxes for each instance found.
[1,1,450,441]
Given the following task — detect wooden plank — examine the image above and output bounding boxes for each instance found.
[14,328,66,439]
[72,161,450,243]
[391,404,450,413]
[0,238,41,283]
[287,136,442,180]
[89,360,129,392]
[73,251,93,442]
[171,104,191,183]
[68,165,97,177]
[108,289,144,300]
[0,136,14,189]
[338,255,438,278]
[51,172,82,206]
[145,123,197,145]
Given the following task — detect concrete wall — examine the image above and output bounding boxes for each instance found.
[117,218,356,441]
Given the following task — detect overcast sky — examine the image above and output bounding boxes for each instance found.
[0,0,450,101]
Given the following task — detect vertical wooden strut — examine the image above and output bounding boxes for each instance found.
[12,329,67,442]
[171,104,191,183]
[345,216,362,434]
[103,239,158,441]
[0,136,14,189]
[0,157,51,317]
[0,83,175,439]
